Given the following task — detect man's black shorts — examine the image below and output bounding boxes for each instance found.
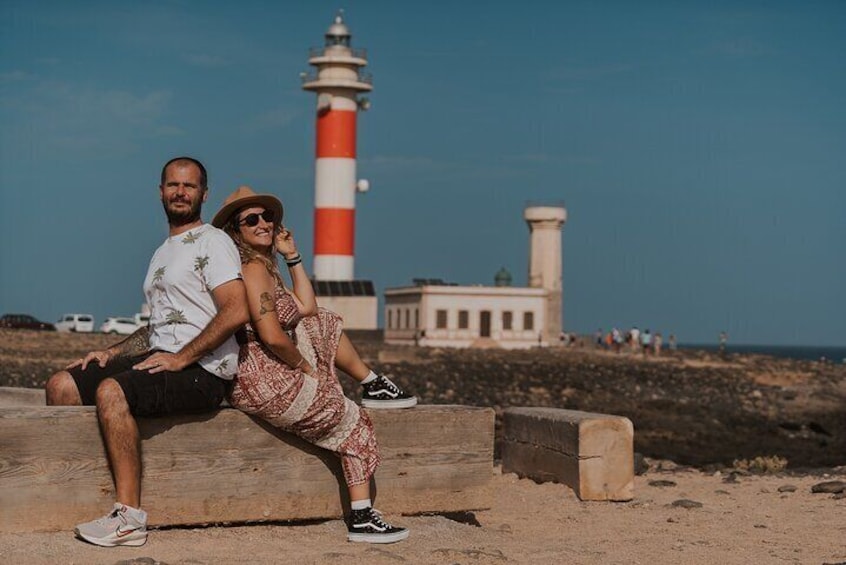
[68,352,227,417]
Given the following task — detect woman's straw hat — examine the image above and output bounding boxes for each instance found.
[211,185,284,229]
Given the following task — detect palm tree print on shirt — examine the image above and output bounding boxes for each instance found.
[194,255,210,292]
[216,359,229,375]
[164,308,189,345]
[182,231,200,244]
[152,267,166,284]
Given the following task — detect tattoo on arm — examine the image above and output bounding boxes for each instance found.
[259,292,274,317]
[111,327,151,358]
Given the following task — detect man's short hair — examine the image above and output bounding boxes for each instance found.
[161,156,208,190]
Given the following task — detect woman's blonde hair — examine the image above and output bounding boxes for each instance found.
[222,208,285,285]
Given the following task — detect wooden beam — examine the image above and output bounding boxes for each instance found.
[0,386,44,407]
[0,404,494,532]
[500,407,633,501]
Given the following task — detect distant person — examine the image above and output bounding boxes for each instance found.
[641,329,652,355]
[45,157,250,547]
[595,329,603,348]
[668,334,677,351]
[653,332,663,356]
[719,331,728,355]
[630,326,641,353]
[213,186,412,543]
[612,327,623,353]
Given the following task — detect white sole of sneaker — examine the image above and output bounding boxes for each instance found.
[348,529,410,544]
[361,397,418,409]
[75,530,148,547]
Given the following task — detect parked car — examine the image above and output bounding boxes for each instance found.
[134,312,150,327]
[100,317,141,335]
[55,313,95,333]
[0,313,56,331]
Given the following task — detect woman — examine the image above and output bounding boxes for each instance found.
[212,186,411,544]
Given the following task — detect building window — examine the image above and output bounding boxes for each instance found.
[414,309,419,328]
[458,310,469,329]
[436,309,448,329]
[405,309,410,329]
[502,311,513,330]
[523,311,534,331]
[388,310,393,329]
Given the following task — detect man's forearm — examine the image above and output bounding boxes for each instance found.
[176,309,244,365]
[175,278,249,366]
[107,327,151,358]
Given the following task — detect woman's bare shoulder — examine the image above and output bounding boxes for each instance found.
[241,260,276,286]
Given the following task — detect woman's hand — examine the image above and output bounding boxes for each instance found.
[275,227,299,259]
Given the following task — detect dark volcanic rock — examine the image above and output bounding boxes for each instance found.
[633,452,649,475]
[810,481,846,494]
[669,499,703,509]
[3,329,845,470]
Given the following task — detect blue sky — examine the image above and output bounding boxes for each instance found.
[1,1,844,346]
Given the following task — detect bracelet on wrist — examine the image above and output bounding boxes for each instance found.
[285,254,302,267]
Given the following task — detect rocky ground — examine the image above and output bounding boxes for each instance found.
[2,329,845,564]
[2,328,844,470]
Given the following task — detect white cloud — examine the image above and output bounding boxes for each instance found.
[1,79,178,157]
[0,70,33,83]
[506,153,600,166]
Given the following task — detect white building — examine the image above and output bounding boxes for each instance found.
[384,204,567,349]
[384,280,548,349]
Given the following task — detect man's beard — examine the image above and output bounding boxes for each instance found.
[163,197,202,226]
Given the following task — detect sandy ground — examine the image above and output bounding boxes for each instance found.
[1,464,844,565]
[2,330,845,564]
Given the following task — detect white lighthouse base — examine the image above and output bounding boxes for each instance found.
[311,278,378,330]
[318,296,378,329]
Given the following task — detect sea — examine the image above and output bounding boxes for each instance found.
[681,344,846,364]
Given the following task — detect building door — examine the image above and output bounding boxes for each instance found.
[480,310,491,337]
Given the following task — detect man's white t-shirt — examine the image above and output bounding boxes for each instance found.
[143,223,242,379]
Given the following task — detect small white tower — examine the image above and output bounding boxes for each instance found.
[524,205,567,341]
[302,10,372,281]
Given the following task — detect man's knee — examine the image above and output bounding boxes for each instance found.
[95,378,129,412]
[45,371,81,406]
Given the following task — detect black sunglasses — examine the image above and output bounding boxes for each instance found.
[237,210,275,227]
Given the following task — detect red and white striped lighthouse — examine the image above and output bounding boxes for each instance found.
[302,11,372,281]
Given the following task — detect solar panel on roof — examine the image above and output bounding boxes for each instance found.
[311,279,376,297]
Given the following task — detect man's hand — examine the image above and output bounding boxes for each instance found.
[133,352,188,374]
[66,349,116,371]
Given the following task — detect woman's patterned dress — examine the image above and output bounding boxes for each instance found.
[229,282,380,486]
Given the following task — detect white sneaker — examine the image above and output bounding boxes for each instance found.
[74,503,148,547]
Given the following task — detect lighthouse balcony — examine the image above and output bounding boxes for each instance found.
[301,72,373,92]
[309,46,367,60]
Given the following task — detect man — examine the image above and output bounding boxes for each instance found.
[45,156,248,547]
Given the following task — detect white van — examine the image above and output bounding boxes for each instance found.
[55,313,95,333]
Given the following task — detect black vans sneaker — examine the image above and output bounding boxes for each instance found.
[361,375,418,409]
[347,507,409,544]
